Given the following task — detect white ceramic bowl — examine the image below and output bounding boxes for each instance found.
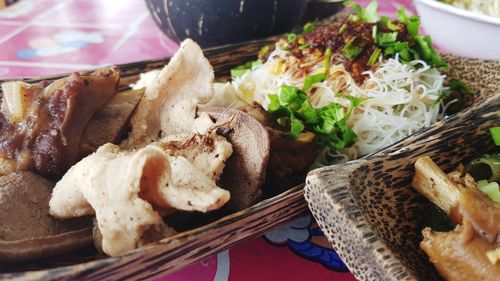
[414,0,500,60]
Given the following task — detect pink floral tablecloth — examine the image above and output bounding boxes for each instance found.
[0,1,414,280]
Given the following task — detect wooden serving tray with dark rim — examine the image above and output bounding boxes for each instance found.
[305,96,500,278]
[0,37,499,280]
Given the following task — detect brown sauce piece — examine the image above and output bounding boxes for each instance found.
[0,67,120,178]
[304,19,409,82]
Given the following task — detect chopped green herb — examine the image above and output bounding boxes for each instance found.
[368,47,382,66]
[299,41,311,50]
[344,0,379,23]
[490,127,500,146]
[384,41,413,62]
[345,95,370,108]
[363,1,379,23]
[477,180,500,203]
[397,6,408,23]
[339,23,347,34]
[337,125,357,149]
[406,16,420,37]
[298,100,320,124]
[303,73,326,92]
[230,59,261,78]
[345,1,363,21]
[267,94,281,112]
[289,117,305,139]
[251,60,262,68]
[302,21,317,34]
[379,16,400,31]
[279,85,299,103]
[265,84,361,149]
[377,32,398,46]
[342,37,364,59]
[323,48,333,74]
[287,33,297,43]
[394,7,448,69]
[230,68,248,78]
[397,7,420,37]
[339,94,370,111]
[321,103,345,122]
[258,46,269,58]
[415,35,432,59]
[372,25,378,41]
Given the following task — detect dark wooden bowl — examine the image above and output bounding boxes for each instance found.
[145,0,308,48]
[144,0,344,48]
[1,38,499,280]
[305,93,500,281]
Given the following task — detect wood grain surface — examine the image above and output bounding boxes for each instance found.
[2,35,499,280]
[306,93,500,281]
[0,38,311,280]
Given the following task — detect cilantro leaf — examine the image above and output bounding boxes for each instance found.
[265,84,361,149]
[415,35,448,68]
[397,6,408,23]
[344,0,379,23]
[279,85,298,103]
[362,0,379,23]
[344,1,363,19]
[415,35,432,59]
[335,124,357,149]
[321,103,345,122]
[298,100,320,124]
[406,16,420,38]
[397,7,421,38]
[384,41,414,62]
[336,93,371,116]
[341,94,371,108]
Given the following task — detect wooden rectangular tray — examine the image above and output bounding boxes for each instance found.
[1,38,499,280]
[305,93,499,281]
[0,39,310,281]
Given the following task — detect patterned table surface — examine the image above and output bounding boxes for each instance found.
[0,1,414,280]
